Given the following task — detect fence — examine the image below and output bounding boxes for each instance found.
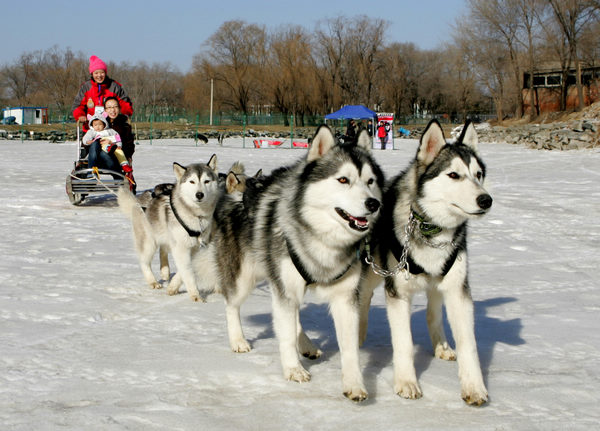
[43,108,496,127]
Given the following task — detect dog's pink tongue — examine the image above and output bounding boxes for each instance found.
[350,215,368,227]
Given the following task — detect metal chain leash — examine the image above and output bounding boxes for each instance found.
[364,212,417,280]
[364,211,460,278]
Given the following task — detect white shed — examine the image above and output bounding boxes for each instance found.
[2,107,48,125]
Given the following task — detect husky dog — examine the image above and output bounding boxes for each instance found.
[118,155,220,301]
[360,120,492,406]
[187,166,267,353]
[245,125,383,401]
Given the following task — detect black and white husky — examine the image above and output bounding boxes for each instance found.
[248,125,384,401]
[118,155,221,301]
[360,120,492,406]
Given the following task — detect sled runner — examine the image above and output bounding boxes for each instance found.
[65,121,129,205]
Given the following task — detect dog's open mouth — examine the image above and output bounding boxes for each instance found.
[335,208,369,231]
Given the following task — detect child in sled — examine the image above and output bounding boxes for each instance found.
[82,112,135,186]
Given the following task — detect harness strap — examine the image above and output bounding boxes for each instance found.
[170,194,202,238]
[285,237,356,285]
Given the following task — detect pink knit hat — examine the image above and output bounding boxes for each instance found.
[88,55,107,74]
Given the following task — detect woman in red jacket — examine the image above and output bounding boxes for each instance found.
[72,55,132,131]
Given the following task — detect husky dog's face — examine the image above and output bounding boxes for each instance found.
[173,154,220,210]
[416,121,492,228]
[300,126,383,241]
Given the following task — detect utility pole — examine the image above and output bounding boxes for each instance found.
[210,78,214,126]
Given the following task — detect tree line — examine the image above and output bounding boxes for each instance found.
[1,1,599,125]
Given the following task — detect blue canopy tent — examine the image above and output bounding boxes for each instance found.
[324,104,376,121]
[325,105,377,140]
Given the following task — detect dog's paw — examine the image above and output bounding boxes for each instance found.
[394,380,423,399]
[231,339,251,353]
[301,347,322,360]
[343,384,368,402]
[190,294,206,303]
[167,287,179,296]
[461,385,488,406]
[298,332,322,360]
[150,282,162,290]
[434,342,457,361]
[284,366,311,383]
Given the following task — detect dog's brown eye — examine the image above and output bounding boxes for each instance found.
[338,177,349,184]
[448,172,459,180]
[189,180,196,184]
[367,178,374,186]
[204,180,211,185]
[476,171,483,181]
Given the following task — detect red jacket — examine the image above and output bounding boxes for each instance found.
[72,77,133,130]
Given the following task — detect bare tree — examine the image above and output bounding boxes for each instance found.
[517,0,548,118]
[1,51,39,105]
[36,46,87,115]
[268,26,317,125]
[199,20,267,115]
[454,17,512,121]
[549,0,597,110]
[467,0,524,117]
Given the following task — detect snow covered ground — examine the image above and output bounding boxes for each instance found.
[1,136,599,430]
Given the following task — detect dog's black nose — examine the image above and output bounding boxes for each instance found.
[477,194,492,210]
[196,192,204,201]
[365,197,380,213]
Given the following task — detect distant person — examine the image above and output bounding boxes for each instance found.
[377,121,388,149]
[72,55,132,132]
[367,119,373,136]
[346,119,357,141]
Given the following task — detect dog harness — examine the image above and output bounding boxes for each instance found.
[285,238,357,285]
[170,194,203,238]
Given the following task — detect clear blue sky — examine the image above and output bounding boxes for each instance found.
[4,0,466,73]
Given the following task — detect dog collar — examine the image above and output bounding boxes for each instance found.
[170,195,202,238]
[411,209,443,237]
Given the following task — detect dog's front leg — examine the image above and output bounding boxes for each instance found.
[159,246,170,282]
[386,280,421,399]
[358,267,380,346]
[271,285,310,383]
[170,246,203,302]
[426,288,457,361]
[329,283,368,402]
[133,225,161,290]
[297,311,322,360]
[224,275,254,353]
[442,269,488,406]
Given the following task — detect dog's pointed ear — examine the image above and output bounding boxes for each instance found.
[228,161,244,175]
[307,125,336,162]
[254,168,263,178]
[356,129,372,152]
[417,120,446,166]
[173,162,186,181]
[457,120,479,152]
[207,154,218,172]
[225,171,241,194]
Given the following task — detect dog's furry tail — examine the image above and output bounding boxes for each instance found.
[117,186,144,220]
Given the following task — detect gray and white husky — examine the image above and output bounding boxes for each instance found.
[118,155,220,301]
[360,120,492,406]
[249,125,384,401]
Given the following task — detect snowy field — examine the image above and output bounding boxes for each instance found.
[1,136,599,430]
